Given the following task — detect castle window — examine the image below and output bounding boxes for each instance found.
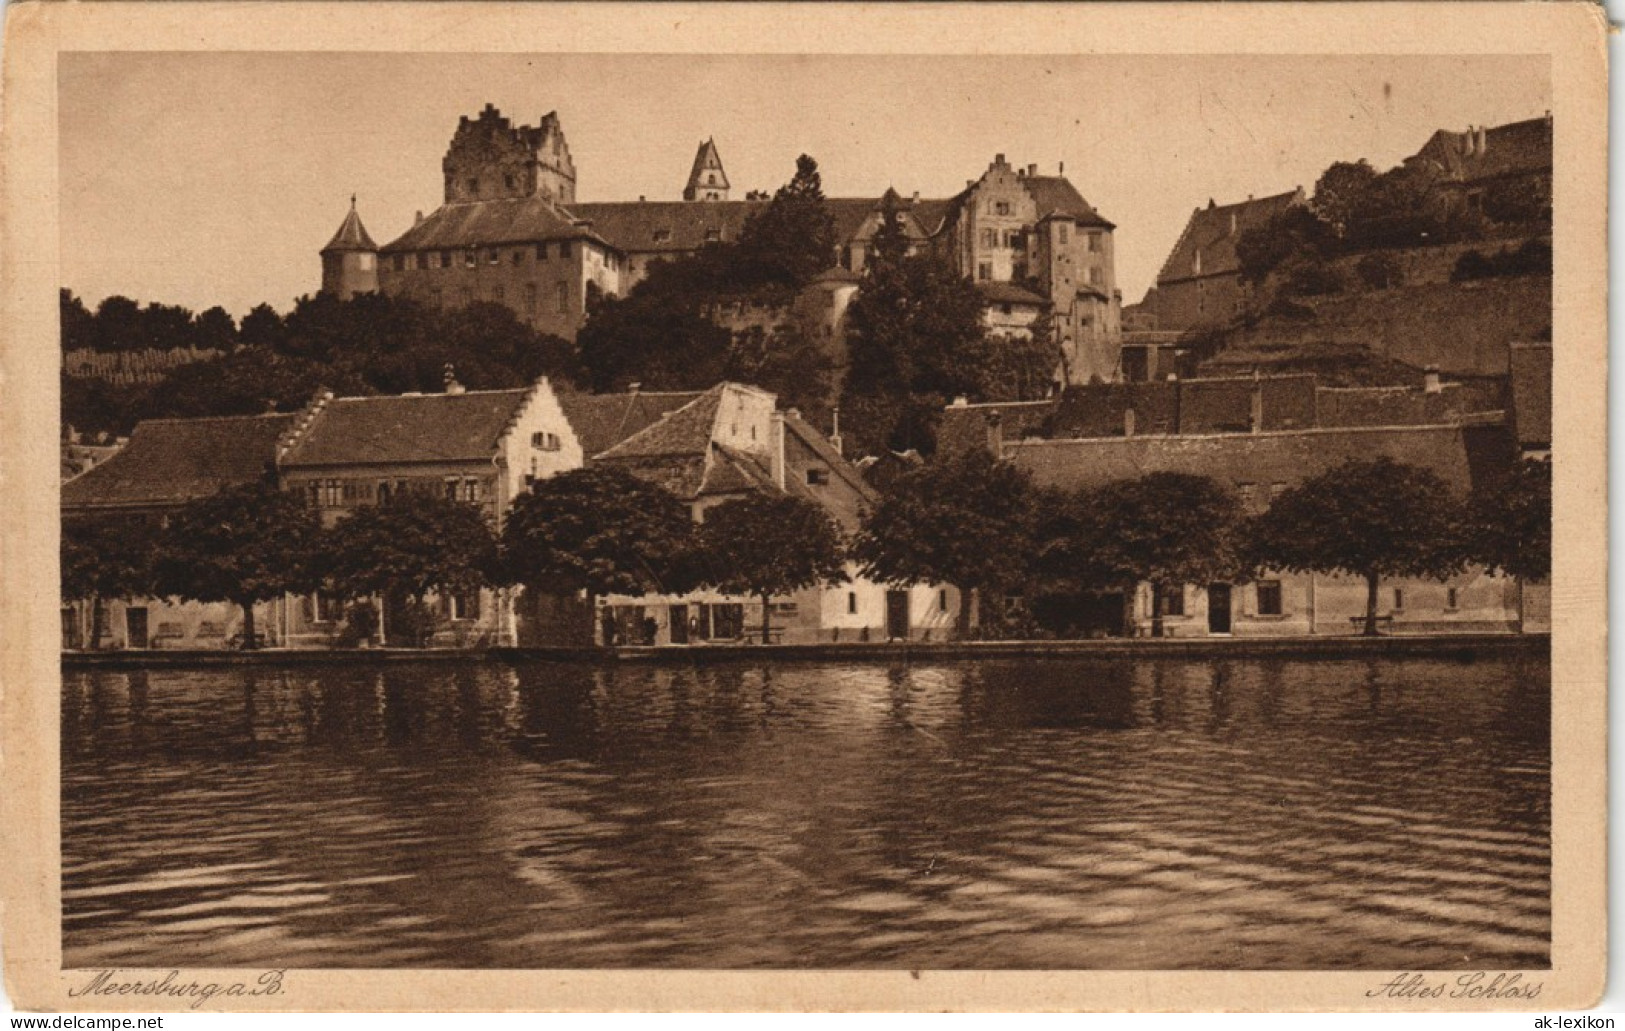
[525,283,538,315]
[653,229,672,244]
[1088,232,1102,253]
[556,281,569,313]
[512,250,524,265]
[707,173,717,185]
[464,250,477,268]
[531,431,561,451]
[705,228,721,243]
[559,241,572,259]
[392,254,406,272]
[442,250,453,268]
[535,243,549,261]
[486,249,500,265]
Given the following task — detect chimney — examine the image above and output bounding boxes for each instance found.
[1229,211,1238,236]
[443,363,465,394]
[1059,161,1064,176]
[830,406,843,458]
[1028,163,1038,177]
[1423,365,1442,394]
[414,210,424,225]
[984,411,1004,457]
[995,153,1006,165]
[911,191,919,204]
[1476,125,1488,154]
[639,195,646,202]
[770,410,787,489]
[628,382,641,394]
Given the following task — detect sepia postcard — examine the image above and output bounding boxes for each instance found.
[0,1,1608,1013]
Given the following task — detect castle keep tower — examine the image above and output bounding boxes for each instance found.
[683,138,730,202]
[442,104,577,205]
[320,196,378,299]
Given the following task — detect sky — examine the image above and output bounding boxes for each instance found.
[59,53,1549,319]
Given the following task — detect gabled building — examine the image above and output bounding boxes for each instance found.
[1147,188,1306,333]
[1403,115,1553,220]
[60,413,297,650]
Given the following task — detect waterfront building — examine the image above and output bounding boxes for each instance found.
[939,368,1547,637]
[60,413,297,650]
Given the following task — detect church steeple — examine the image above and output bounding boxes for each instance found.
[320,196,379,299]
[683,138,730,202]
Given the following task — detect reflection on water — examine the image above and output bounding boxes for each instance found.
[62,656,1549,969]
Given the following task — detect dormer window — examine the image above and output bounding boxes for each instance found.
[806,467,831,486]
[653,229,672,243]
[705,228,722,243]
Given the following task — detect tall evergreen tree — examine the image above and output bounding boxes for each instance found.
[734,154,838,289]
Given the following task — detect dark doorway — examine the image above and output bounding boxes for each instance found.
[385,589,416,647]
[1032,591,1128,638]
[885,590,910,640]
[125,607,149,649]
[1207,584,1232,635]
[669,604,689,644]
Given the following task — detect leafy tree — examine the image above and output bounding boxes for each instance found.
[91,296,145,352]
[1464,458,1551,582]
[975,319,1061,402]
[1235,206,1331,286]
[723,322,836,428]
[154,479,324,649]
[854,449,1036,638]
[577,286,732,392]
[733,154,838,289]
[322,490,499,647]
[193,306,239,352]
[239,303,286,349]
[500,467,696,634]
[1249,456,1465,635]
[61,514,159,650]
[143,345,372,421]
[1087,474,1247,637]
[841,193,990,455]
[1311,160,1381,239]
[60,290,96,352]
[694,493,847,643]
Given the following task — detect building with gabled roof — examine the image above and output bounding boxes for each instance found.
[1146,187,1307,333]
[1404,115,1553,212]
[62,413,294,516]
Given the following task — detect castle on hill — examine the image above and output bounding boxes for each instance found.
[320,103,1125,385]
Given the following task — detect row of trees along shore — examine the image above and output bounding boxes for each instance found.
[65,156,1059,457]
[64,453,1549,649]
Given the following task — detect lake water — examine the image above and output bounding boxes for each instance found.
[62,655,1549,969]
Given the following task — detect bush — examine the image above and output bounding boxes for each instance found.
[1282,257,1344,297]
[1355,252,1404,290]
[1452,239,1552,282]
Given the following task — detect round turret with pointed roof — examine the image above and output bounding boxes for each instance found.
[320,196,380,299]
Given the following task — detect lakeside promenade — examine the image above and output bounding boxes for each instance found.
[62,631,1548,668]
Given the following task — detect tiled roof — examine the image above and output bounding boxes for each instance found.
[280,389,531,466]
[1408,117,1553,185]
[701,444,776,496]
[1508,343,1552,447]
[380,197,601,253]
[597,454,711,499]
[323,201,377,253]
[555,389,706,458]
[1157,189,1304,285]
[1024,176,1113,228]
[593,387,724,460]
[567,200,764,255]
[977,281,1049,306]
[937,399,1060,456]
[686,139,730,192]
[61,414,294,511]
